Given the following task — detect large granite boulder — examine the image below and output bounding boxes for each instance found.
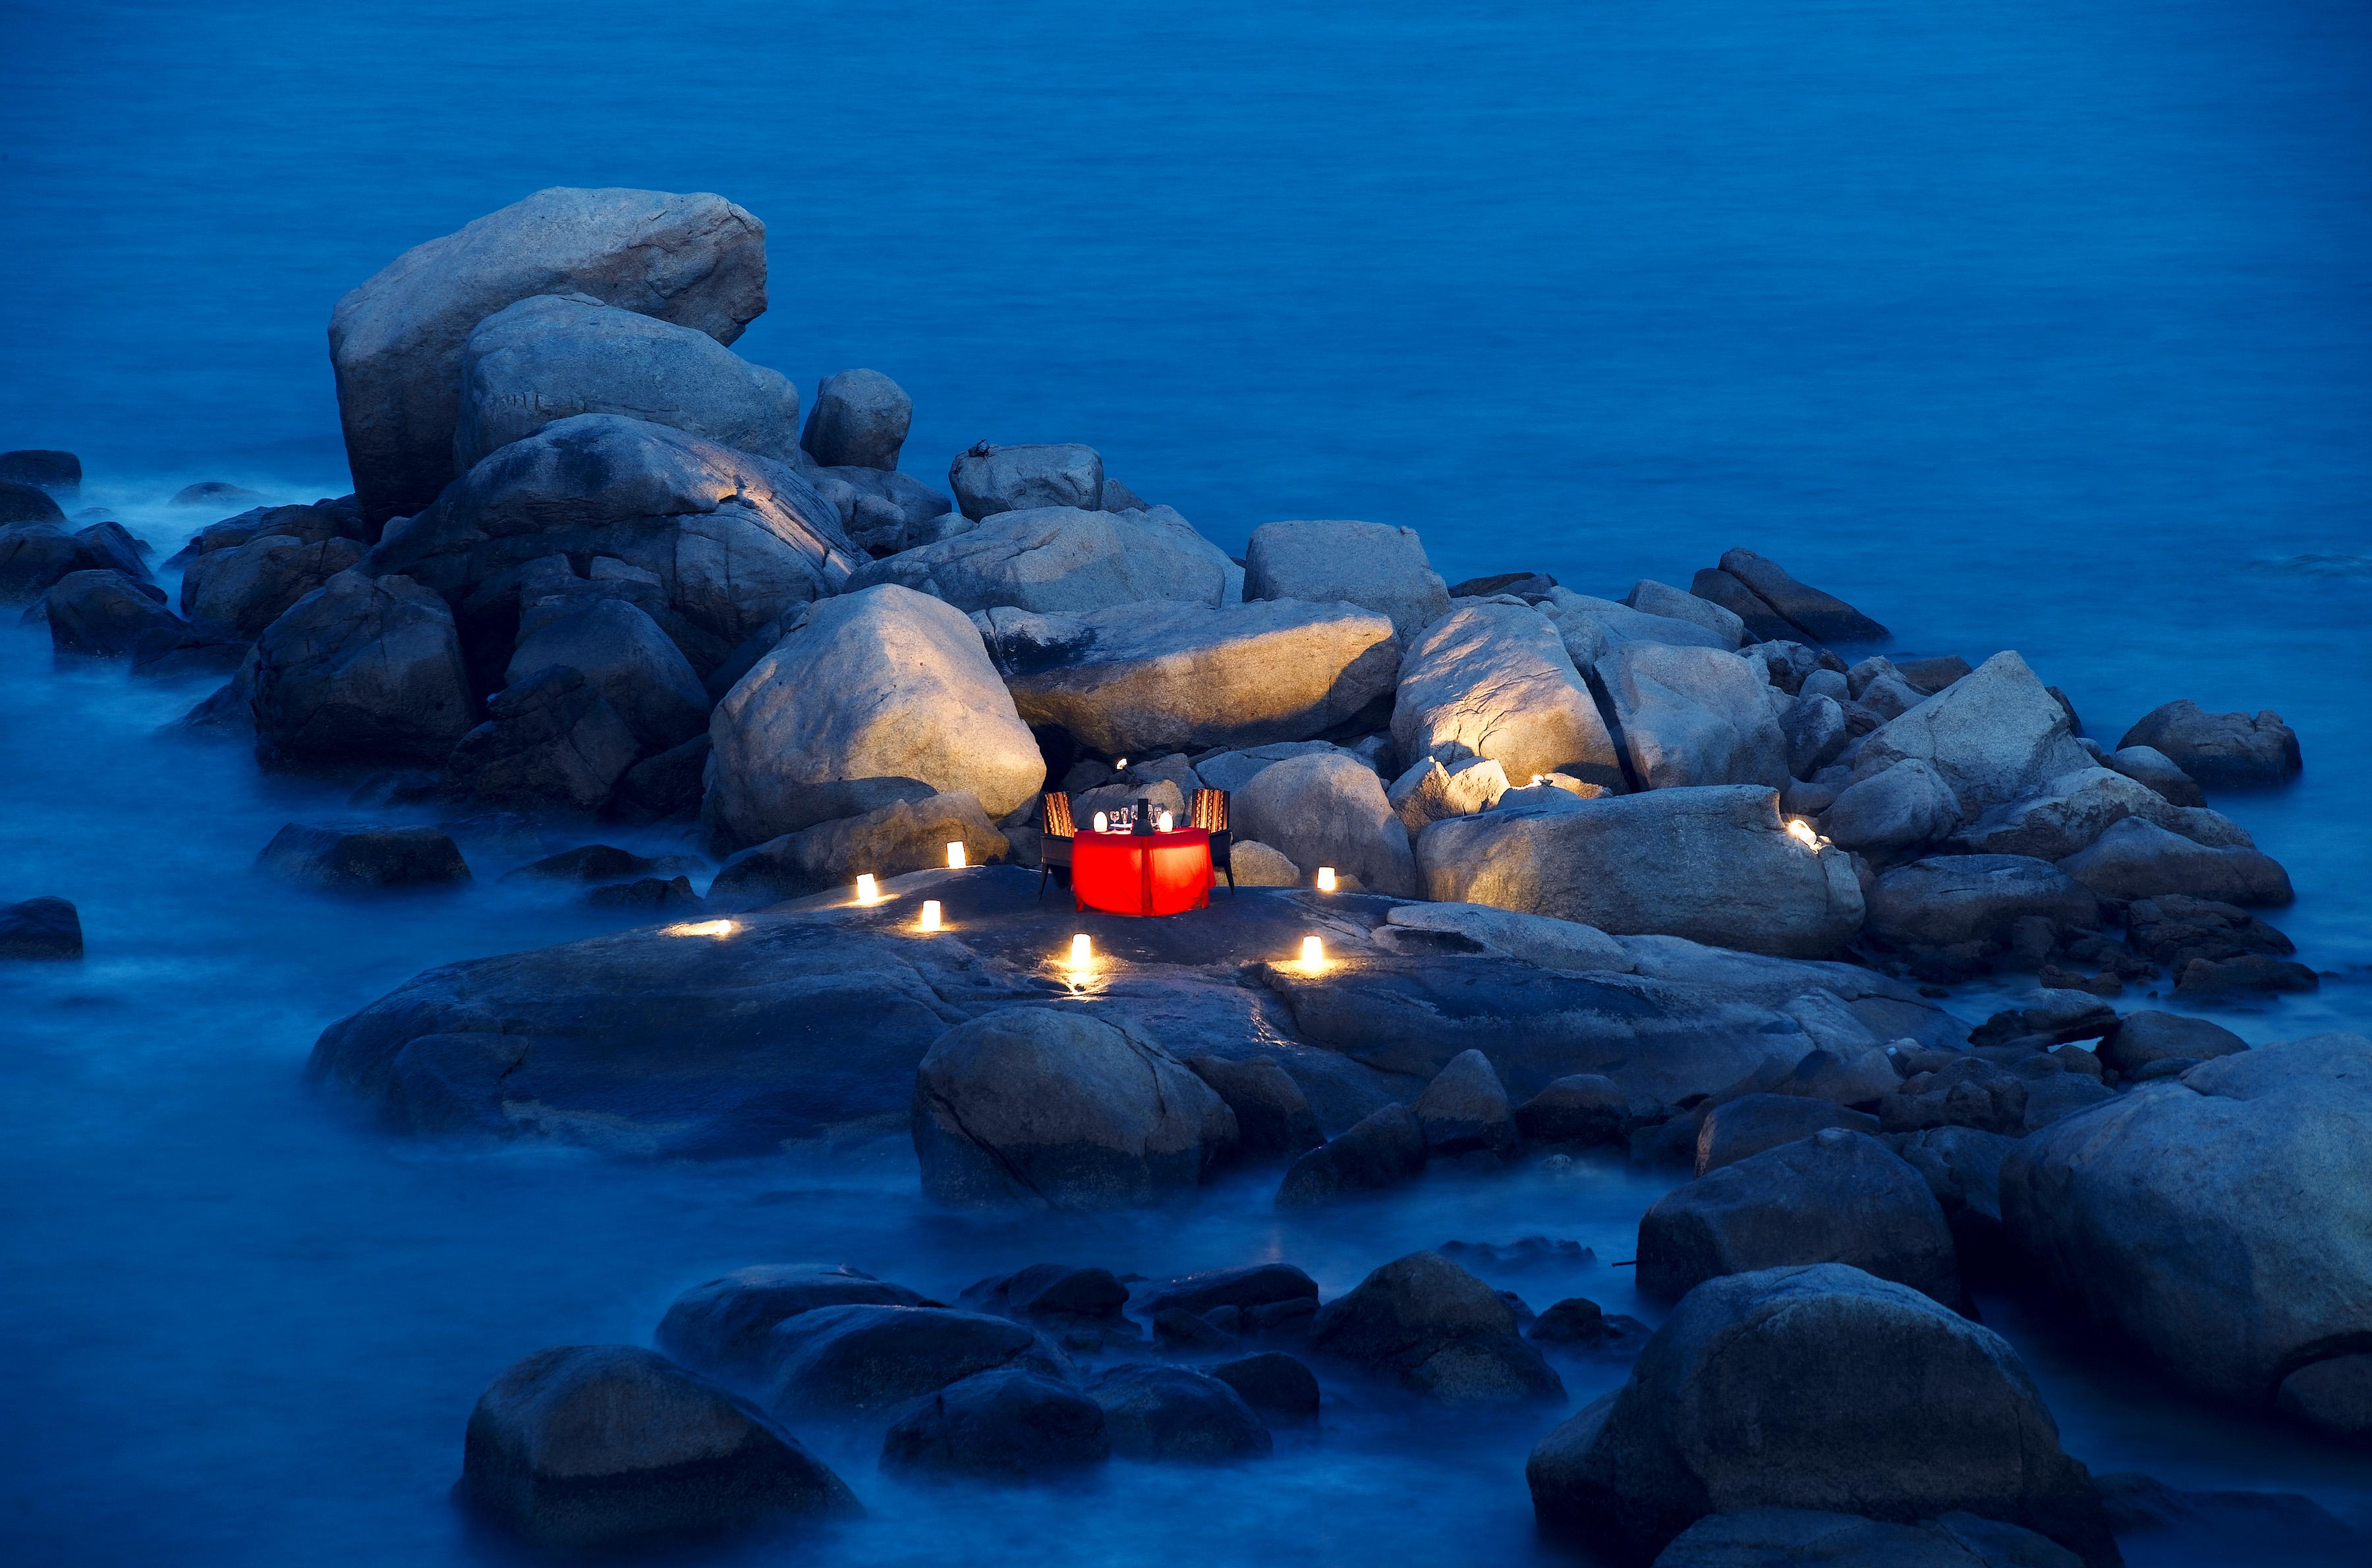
[43,569,181,656]
[881,1368,1109,1478]
[912,1007,1238,1210]
[2117,700,2301,788]
[368,414,856,678]
[451,292,800,471]
[1525,1264,2114,1565]
[180,533,364,640]
[442,665,643,812]
[1863,855,2099,958]
[1637,1129,1962,1307]
[801,369,911,471]
[708,792,1009,908]
[1392,603,1624,791]
[2096,1011,2247,1077]
[1819,760,1961,858]
[0,896,84,959]
[250,571,477,768]
[947,443,1103,520]
[2056,818,2293,907]
[1416,787,1863,959]
[1598,640,1789,790]
[1243,518,1449,639]
[461,1345,853,1548]
[2000,1033,2372,1436]
[1626,578,1747,647]
[1851,652,2093,816]
[849,504,1231,613]
[1386,752,1509,832]
[1713,549,1891,643]
[1308,1250,1564,1405]
[1234,750,1418,897]
[657,1264,930,1384]
[975,597,1399,756]
[331,186,766,526]
[505,594,708,755]
[706,585,1043,850]
[1538,587,1736,669]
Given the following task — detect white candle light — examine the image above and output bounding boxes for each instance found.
[855,873,879,903]
[919,900,942,932]
[1092,810,1109,833]
[1299,935,1324,970]
[946,840,967,869]
[1157,809,1173,832]
[1069,933,1092,969]
[1786,819,1820,849]
[1316,866,1336,891]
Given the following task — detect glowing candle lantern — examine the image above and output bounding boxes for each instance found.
[1069,933,1092,969]
[1092,810,1110,833]
[855,873,880,903]
[919,900,942,932]
[946,840,967,869]
[1156,809,1173,832]
[1316,866,1337,891]
[1786,819,1820,849]
[1299,935,1324,970]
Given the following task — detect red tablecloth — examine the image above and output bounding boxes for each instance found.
[1072,828,1213,916]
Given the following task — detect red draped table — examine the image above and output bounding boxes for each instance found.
[1071,828,1213,916]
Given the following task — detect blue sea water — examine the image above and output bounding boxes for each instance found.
[3,1,2369,1563]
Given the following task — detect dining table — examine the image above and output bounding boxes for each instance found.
[1069,826,1214,916]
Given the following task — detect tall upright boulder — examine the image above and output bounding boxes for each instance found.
[1392,603,1624,792]
[801,370,911,471]
[1598,640,1789,790]
[331,186,767,526]
[706,584,1044,851]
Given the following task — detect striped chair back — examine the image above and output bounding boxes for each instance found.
[1041,791,1076,839]
[1189,787,1228,834]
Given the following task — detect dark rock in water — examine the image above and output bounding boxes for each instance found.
[2057,818,2292,907]
[169,480,269,509]
[1,521,88,601]
[252,571,477,770]
[130,621,250,680]
[880,1368,1108,1480]
[2175,953,2319,994]
[764,1304,1072,1416]
[0,479,69,525]
[0,449,80,493]
[1717,548,1890,643]
[461,1344,853,1548]
[963,1264,1130,1328]
[610,732,712,822]
[2098,1011,2245,1076]
[71,520,152,582]
[708,793,1008,910]
[0,896,84,959]
[1276,1103,1425,1206]
[2094,1472,2367,1565]
[1689,567,1799,644]
[507,594,708,755]
[948,441,1103,520]
[168,500,364,566]
[1895,654,1975,693]
[258,822,470,890]
[2122,894,2296,975]
[1864,854,2100,968]
[1525,1264,2116,1567]
[2118,700,2301,788]
[1211,1353,1320,1417]
[1413,1047,1518,1157]
[179,533,362,640]
[1152,1307,1237,1351]
[442,665,642,813]
[1693,1093,1878,1175]
[1526,1297,1645,1350]
[1513,1073,1629,1146]
[45,568,181,655]
[1639,1129,1963,1308]
[1185,1054,1324,1159]
[1969,994,2116,1050]
[1087,1364,1272,1461]
[2275,1354,2372,1439]
[1655,1508,2083,1567]
[501,843,671,883]
[913,1006,1237,1211]
[1448,571,1558,599]
[1438,1237,1596,1272]
[1881,1056,2029,1136]
[1887,1126,2018,1265]
[801,368,911,471]
[1136,1263,1319,1320]
[658,1265,929,1384]
[584,874,699,911]
[1309,1250,1565,1406]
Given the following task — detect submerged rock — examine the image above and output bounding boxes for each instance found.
[43,568,181,656]
[1308,1250,1564,1406]
[880,1367,1109,1480]
[658,1264,930,1384]
[1087,1364,1272,1461]
[0,896,84,959]
[258,823,470,890]
[763,1304,1072,1416]
[1275,1103,1426,1206]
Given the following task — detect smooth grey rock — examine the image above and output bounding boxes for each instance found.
[1539,586,1734,670]
[1386,752,1508,833]
[1186,1055,1323,1158]
[2001,1033,2372,1434]
[443,666,642,812]
[948,443,1103,520]
[709,793,1007,909]
[1820,759,1960,857]
[1392,602,1624,793]
[2103,744,2205,808]
[0,896,84,959]
[2098,1012,2246,1075]
[708,584,1043,850]
[43,568,181,655]
[1308,1250,1564,1406]
[1851,652,2093,816]
[181,533,364,640]
[2057,817,2293,907]
[1087,1364,1271,1461]
[881,1367,1109,1478]
[812,464,955,556]
[1625,578,1746,647]
[977,597,1399,756]
[1863,855,2099,956]
[1276,1104,1425,1206]
[1957,766,2199,862]
[1235,750,1417,898]
[854,503,1231,613]
[762,1304,1073,1416]
[250,572,476,768]
[1244,518,1449,640]
[1600,640,1790,789]
[461,1345,852,1547]
[1782,692,1851,777]
[1191,739,1363,795]
[1718,549,1890,643]
[658,1265,928,1384]
[2118,700,2301,788]
[1379,901,1634,973]
[1653,1508,2083,1568]
[507,595,707,754]
[912,1007,1237,1210]
[1417,786,1864,959]
[1525,1264,2114,1565]
[333,187,766,526]
[1693,1094,1880,1174]
[1413,1048,1519,1157]
[801,368,910,472]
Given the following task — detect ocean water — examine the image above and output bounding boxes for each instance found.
[3,1,2369,1563]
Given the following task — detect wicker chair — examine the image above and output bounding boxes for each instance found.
[1036,791,1076,898]
[1190,787,1234,891]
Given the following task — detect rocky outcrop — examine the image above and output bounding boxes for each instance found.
[1413,1048,1519,1157]
[250,571,477,768]
[1243,518,1449,639]
[42,569,181,656]
[506,595,707,755]
[1525,1264,2114,1565]
[1819,760,1960,858]
[911,1007,1238,1210]
[948,443,1104,520]
[707,585,1044,850]
[852,504,1232,613]
[0,896,84,959]
[1308,1250,1564,1405]
[2056,818,2293,907]
[1392,603,1624,791]
[762,1303,1073,1415]
[258,823,470,889]
[1863,855,2099,961]
[2117,700,2301,788]
[181,533,364,640]
[1693,1093,1878,1173]
[976,597,1399,756]
[1710,549,1890,643]
[1851,652,2093,816]
[708,792,1007,908]
[331,186,767,526]
[656,1265,929,1384]
[1416,786,1863,959]
[1655,1509,2084,1568]
[441,666,642,812]
[451,292,801,470]
[1598,640,1789,789]
[1086,1364,1272,1461]
[1233,750,1417,897]
[1184,1056,1323,1158]
[1386,753,1508,832]
[1275,1104,1426,1206]
[2000,1033,2372,1436]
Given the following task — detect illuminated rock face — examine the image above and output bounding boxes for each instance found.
[1243,517,1450,640]
[1417,785,1863,959]
[1390,603,1624,794]
[706,584,1044,852]
[1596,639,1790,791]
[2002,1032,2372,1438]
[1235,751,1417,899]
[851,504,1233,615]
[976,597,1400,756]
[331,186,768,526]
[452,292,802,472]
[1850,650,2092,816]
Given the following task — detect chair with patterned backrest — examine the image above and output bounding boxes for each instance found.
[1036,791,1076,899]
[1189,787,1233,891]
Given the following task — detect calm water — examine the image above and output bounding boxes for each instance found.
[4,1,2369,1563]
